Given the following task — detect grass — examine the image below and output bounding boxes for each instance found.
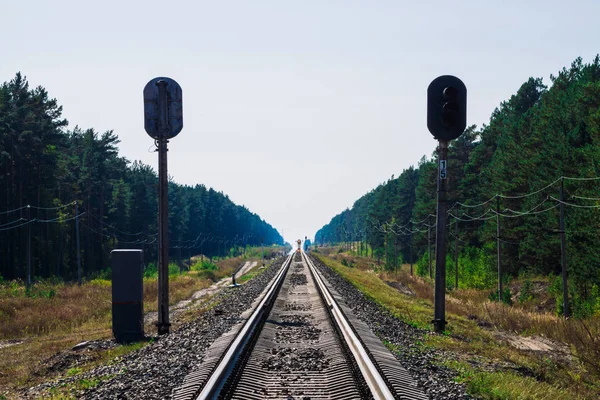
[313,251,600,399]
[445,360,581,400]
[0,252,267,397]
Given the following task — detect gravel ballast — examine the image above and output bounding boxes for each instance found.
[25,253,472,399]
[24,258,286,400]
[309,254,472,399]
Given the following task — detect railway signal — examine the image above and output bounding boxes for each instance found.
[427,75,467,333]
[427,75,466,141]
[144,77,183,335]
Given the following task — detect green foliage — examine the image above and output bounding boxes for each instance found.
[168,263,181,276]
[144,263,158,279]
[0,72,283,283]
[458,246,496,290]
[488,287,513,305]
[314,56,600,319]
[66,367,82,377]
[415,252,431,278]
[518,279,534,304]
[340,258,354,268]
[191,260,218,271]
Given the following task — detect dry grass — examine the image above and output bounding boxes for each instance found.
[0,252,269,396]
[314,253,600,399]
[0,274,210,395]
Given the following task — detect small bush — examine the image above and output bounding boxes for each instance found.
[191,260,218,271]
[144,263,158,279]
[416,252,431,278]
[519,279,534,304]
[168,263,180,276]
[195,269,217,281]
[488,287,513,305]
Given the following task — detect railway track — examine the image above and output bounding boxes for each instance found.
[173,251,427,400]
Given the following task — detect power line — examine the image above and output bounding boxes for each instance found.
[549,195,600,209]
[0,219,34,231]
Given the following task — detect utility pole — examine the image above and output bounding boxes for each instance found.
[559,178,569,317]
[454,218,459,290]
[428,214,432,279]
[496,195,502,303]
[76,202,82,286]
[261,237,264,267]
[409,221,414,276]
[27,205,31,287]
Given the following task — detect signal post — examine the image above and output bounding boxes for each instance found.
[143,77,183,335]
[427,75,467,333]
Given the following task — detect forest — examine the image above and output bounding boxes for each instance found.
[0,73,283,282]
[315,56,600,318]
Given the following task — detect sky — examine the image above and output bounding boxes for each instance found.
[2,0,600,245]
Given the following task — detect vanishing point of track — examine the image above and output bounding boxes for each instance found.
[173,251,428,399]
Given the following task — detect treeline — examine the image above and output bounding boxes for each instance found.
[0,73,283,282]
[315,56,600,316]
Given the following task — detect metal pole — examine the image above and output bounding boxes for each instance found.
[157,80,170,335]
[76,202,82,286]
[27,205,31,287]
[394,237,398,273]
[560,178,569,317]
[428,215,432,279]
[261,238,264,267]
[433,140,449,333]
[496,196,502,303]
[409,221,413,276]
[454,218,459,290]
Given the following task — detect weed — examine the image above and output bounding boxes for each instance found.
[519,279,534,304]
[66,367,82,377]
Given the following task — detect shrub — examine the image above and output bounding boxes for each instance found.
[488,287,513,305]
[416,252,431,278]
[191,260,218,271]
[144,262,158,278]
[519,279,534,304]
[458,246,496,289]
[168,263,180,276]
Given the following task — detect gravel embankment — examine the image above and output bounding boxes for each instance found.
[309,254,472,399]
[25,253,471,399]
[24,258,286,400]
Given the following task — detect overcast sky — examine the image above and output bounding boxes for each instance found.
[3,0,600,244]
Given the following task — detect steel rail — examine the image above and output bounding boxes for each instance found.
[302,250,395,400]
[194,254,293,400]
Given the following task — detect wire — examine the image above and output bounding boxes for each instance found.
[449,209,494,222]
[563,176,600,181]
[0,218,26,228]
[549,196,600,209]
[497,177,562,200]
[0,205,28,215]
[502,197,550,215]
[87,213,153,237]
[36,213,86,223]
[495,236,521,245]
[454,196,498,209]
[569,194,600,201]
[490,203,559,217]
[448,212,496,222]
[29,201,76,211]
[0,219,34,231]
